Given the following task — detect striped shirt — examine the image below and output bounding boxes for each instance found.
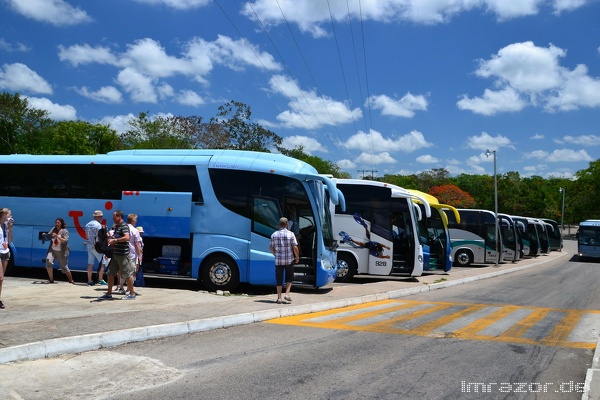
[112,222,130,256]
[270,228,298,266]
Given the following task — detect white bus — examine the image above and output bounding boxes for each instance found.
[329,179,431,282]
[577,220,600,260]
[445,209,503,266]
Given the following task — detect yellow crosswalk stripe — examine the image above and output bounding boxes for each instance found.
[266,300,600,348]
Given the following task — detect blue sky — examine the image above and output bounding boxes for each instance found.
[1,0,599,179]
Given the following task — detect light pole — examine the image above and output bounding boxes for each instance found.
[559,187,565,233]
[485,149,499,267]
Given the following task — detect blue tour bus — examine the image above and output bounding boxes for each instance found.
[0,150,343,291]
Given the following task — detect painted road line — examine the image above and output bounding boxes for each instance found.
[267,300,600,348]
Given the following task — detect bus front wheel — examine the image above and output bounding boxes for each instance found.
[335,253,357,282]
[455,250,473,267]
[201,255,239,292]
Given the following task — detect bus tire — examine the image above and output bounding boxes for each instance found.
[335,253,357,282]
[455,250,473,267]
[201,254,239,292]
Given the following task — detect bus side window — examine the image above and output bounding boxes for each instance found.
[252,196,280,237]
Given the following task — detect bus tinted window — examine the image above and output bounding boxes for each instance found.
[4,164,202,201]
[210,169,312,237]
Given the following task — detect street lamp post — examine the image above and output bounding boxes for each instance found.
[486,149,499,267]
[559,187,565,234]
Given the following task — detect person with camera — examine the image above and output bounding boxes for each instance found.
[44,217,74,284]
[0,208,14,309]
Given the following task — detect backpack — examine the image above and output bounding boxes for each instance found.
[95,226,113,258]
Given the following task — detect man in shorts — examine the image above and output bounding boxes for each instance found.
[100,210,136,300]
[269,217,299,304]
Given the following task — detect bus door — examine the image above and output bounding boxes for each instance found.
[366,210,394,275]
[121,191,192,274]
[391,200,417,274]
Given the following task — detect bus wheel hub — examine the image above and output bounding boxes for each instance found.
[210,263,231,284]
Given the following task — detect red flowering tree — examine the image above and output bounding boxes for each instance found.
[429,184,475,208]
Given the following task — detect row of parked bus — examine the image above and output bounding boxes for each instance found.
[327,178,564,283]
[0,149,568,292]
[444,211,563,267]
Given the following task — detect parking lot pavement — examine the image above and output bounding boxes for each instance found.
[0,248,571,363]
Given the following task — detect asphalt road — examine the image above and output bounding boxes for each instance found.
[1,241,594,399]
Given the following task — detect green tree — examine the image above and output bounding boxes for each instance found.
[41,121,121,154]
[381,174,421,190]
[211,100,282,151]
[0,92,53,154]
[451,174,492,209]
[570,160,600,222]
[279,146,349,177]
[416,168,451,192]
[121,112,194,149]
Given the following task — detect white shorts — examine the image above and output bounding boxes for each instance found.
[87,248,104,265]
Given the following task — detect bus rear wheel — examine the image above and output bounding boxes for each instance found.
[455,250,473,267]
[201,255,239,292]
[335,253,357,283]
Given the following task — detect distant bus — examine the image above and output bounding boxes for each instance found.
[532,218,551,254]
[510,216,530,257]
[407,189,457,272]
[0,150,344,291]
[512,216,541,257]
[445,209,503,266]
[541,218,562,251]
[499,214,520,262]
[577,220,600,260]
[329,179,431,282]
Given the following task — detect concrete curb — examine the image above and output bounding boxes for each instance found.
[583,336,600,400]
[0,255,566,365]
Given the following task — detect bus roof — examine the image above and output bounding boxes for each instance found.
[332,178,432,218]
[580,220,600,227]
[1,150,342,205]
[406,189,460,224]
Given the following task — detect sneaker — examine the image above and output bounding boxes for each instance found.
[116,288,126,295]
[87,281,95,286]
[284,296,292,303]
[123,294,136,300]
[99,293,113,300]
[97,280,107,285]
[276,299,282,304]
[0,300,4,309]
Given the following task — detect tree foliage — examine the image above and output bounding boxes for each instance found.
[211,100,282,152]
[0,92,53,154]
[2,91,598,223]
[279,146,349,177]
[429,184,476,208]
